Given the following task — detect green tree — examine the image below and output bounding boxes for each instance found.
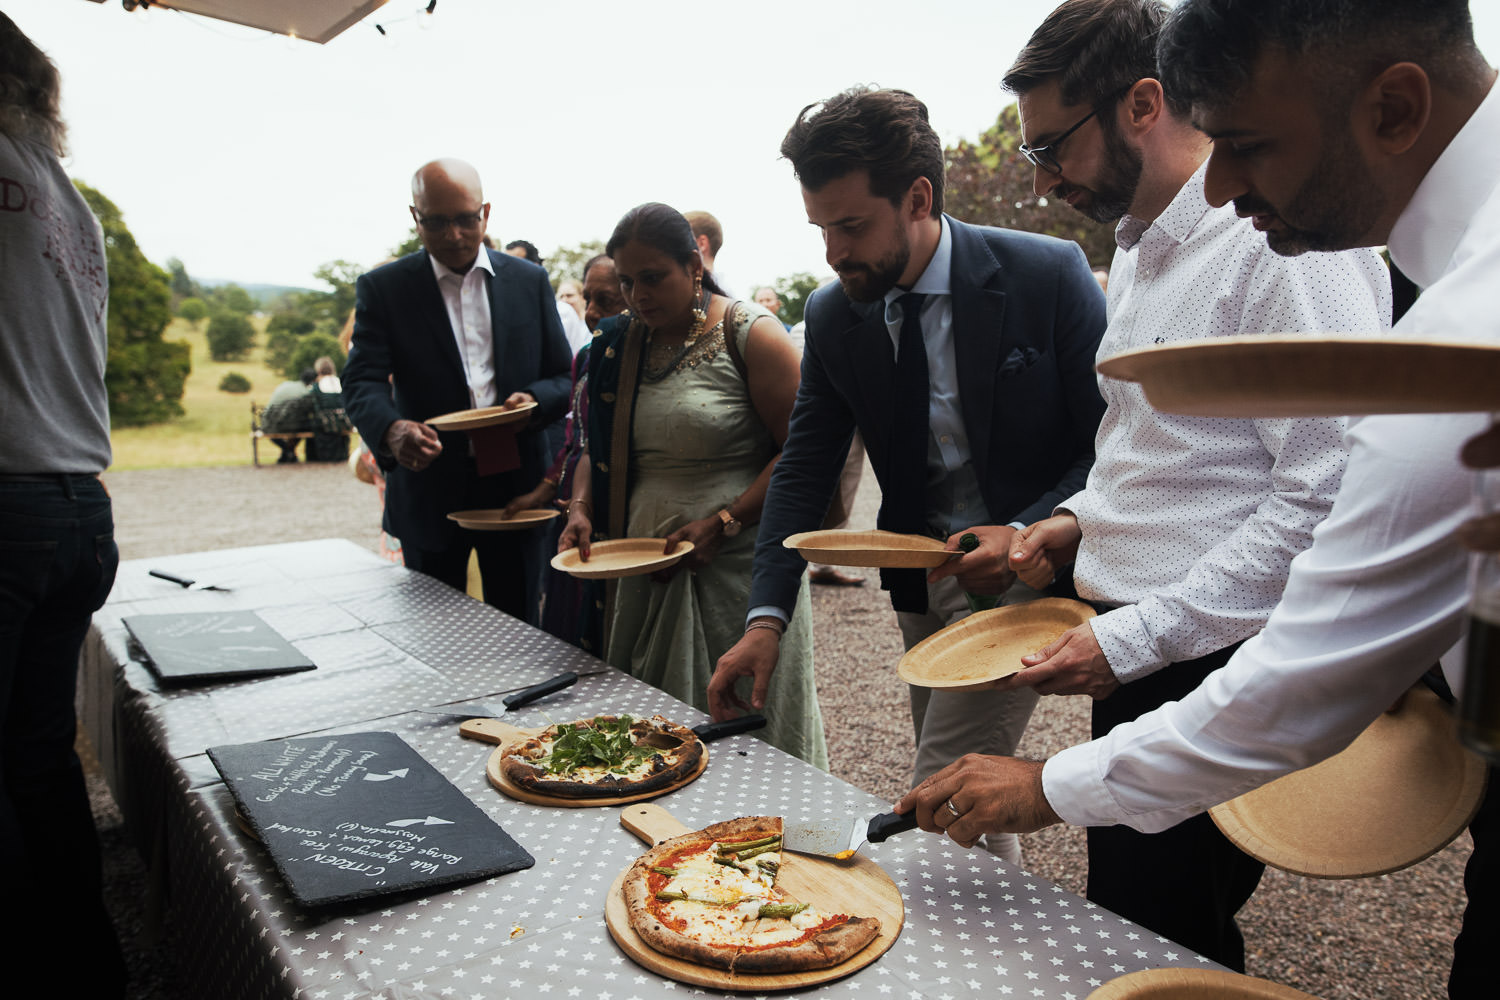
[177,296,208,328]
[392,227,422,259]
[165,256,201,301]
[770,272,821,328]
[75,181,190,426]
[287,332,346,379]
[944,103,1118,268]
[545,240,607,291]
[205,309,256,361]
[209,282,257,315]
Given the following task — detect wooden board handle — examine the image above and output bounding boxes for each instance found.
[459,718,529,746]
[620,803,691,846]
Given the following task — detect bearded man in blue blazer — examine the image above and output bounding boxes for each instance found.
[344,159,572,621]
[708,89,1107,862]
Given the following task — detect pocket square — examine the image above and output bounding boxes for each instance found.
[999,346,1041,377]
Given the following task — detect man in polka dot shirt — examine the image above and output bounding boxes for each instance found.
[921,0,1392,972]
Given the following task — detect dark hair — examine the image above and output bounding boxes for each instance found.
[581,253,612,281]
[0,11,66,154]
[682,211,723,256]
[1159,0,1482,114]
[781,87,945,215]
[299,369,317,386]
[504,239,542,264]
[605,203,726,296]
[1004,0,1177,113]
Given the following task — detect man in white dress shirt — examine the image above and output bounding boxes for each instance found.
[923,0,1391,969]
[344,159,572,620]
[898,0,1496,994]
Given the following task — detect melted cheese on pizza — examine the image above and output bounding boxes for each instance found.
[649,840,842,948]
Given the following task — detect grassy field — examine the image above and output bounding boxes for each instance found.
[108,318,357,471]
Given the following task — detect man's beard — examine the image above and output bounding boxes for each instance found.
[1239,131,1386,257]
[836,224,911,303]
[1056,122,1143,224]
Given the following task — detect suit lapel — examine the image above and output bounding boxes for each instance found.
[947,218,1007,479]
[411,255,469,398]
[486,249,513,388]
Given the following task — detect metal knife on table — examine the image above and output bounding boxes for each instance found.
[418,670,582,719]
[149,568,231,592]
[782,810,919,860]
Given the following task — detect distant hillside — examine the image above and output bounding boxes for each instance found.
[197,277,316,309]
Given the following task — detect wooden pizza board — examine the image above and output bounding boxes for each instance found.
[1087,967,1322,999]
[604,803,904,991]
[460,717,709,807]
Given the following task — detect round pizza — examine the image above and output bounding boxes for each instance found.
[623,816,881,973]
[499,714,704,799]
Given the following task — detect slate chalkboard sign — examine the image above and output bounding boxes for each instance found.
[123,610,316,684]
[208,731,534,907]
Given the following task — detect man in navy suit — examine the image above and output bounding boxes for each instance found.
[344,159,572,620]
[708,88,1107,862]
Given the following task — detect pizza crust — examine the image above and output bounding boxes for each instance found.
[500,715,703,799]
[623,816,881,974]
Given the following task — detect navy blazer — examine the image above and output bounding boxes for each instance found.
[343,248,572,550]
[748,216,1108,614]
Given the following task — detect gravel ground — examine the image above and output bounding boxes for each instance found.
[92,460,1470,999]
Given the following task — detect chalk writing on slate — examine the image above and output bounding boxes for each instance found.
[209,731,533,907]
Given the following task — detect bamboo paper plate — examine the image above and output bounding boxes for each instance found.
[1209,685,1488,879]
[1088,967,1322,999]
[898,598,1096,690]
[551,538,695,580]
[1095,335,1500,417]
[426,400,537,431]
[783,529,954,569]
[448,509,559,531]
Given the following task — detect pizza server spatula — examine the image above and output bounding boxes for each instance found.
[781,811,919,860]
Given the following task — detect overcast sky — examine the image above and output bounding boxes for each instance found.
[11,1,1500,293]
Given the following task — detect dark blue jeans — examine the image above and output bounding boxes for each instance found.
[0,474,124,993]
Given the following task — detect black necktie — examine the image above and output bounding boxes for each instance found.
[881,292,930,614]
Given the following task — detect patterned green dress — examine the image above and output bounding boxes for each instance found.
[604,302,827,768]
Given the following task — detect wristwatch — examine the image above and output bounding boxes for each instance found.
[716,508,743,537]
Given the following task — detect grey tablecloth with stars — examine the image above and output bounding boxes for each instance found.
[82,538,1219,999]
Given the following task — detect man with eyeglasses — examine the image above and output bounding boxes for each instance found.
[344,158,572,621]
[910,0,1391,970]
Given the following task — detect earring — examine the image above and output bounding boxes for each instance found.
[692,272,706,324]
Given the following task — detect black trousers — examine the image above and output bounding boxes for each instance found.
[1087,642,1265,971]
[1451,764,1498,998]
[0,475,125,995]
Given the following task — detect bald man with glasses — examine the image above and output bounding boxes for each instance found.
[343,158,572,621]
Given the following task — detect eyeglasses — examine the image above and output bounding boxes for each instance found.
[413,211,485,233]
[1018,108,1102,176]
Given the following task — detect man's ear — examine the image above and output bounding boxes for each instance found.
[1122,77,1165,135]
[907,176,935,222]
[1363,61,1431,156]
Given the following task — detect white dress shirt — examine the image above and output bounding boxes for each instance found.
[1065,164,1391,683]
[1043,78,1500,832]
[882,216,995,534]
[557,299,592,356]
[429,249,497,408]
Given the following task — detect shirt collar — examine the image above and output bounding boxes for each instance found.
[1114,159,1214,251]
[428,244,496,284]
[883,215,953,314]
[1388,75,1500,290]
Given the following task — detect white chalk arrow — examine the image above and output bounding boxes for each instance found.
[363,768,410,782]
[387,816,454,827]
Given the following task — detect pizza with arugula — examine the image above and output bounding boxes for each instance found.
[499,714,703,798]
